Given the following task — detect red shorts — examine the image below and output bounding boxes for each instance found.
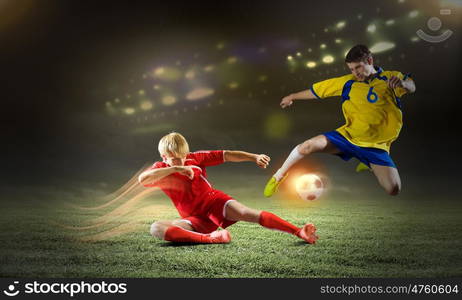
[182,197,237,234]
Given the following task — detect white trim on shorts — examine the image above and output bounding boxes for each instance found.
[223,199,236,218]
[177,219,193,226]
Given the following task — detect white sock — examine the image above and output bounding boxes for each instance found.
[274,146,304,181]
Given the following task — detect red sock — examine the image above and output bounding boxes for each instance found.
[259,211,300,235]
[164,226,213,243]
[164,226,211,243]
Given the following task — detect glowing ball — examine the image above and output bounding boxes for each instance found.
[295,174,324,201]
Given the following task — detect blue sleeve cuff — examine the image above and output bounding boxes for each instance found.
[310,85,321,99]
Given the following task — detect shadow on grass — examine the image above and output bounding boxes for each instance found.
[159,240,314,247]
[292,241,315,246]
[159,242,203,247]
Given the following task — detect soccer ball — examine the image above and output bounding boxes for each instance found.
[295,174,324,201]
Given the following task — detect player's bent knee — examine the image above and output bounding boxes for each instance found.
[227,206,259,222]
[387,183,401,196]
[298,140,313,155]
[150,222,166,239]
[298,136,327,155]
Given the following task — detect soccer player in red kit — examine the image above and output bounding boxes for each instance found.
[138,132,318,244]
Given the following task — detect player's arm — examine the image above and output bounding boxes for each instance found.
[388,76,416,94]
[223,150,270,169]
[138,166,193,185]
[280,89,318,108]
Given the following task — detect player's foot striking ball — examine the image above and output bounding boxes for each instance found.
[139,132,318,244]
[263,173,288,197]
[265,44,416,197]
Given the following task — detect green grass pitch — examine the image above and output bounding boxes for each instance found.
[1,173,461,278]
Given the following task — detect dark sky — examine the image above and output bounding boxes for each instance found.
[2,0,461,189]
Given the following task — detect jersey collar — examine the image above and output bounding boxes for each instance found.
[363,66,386,83]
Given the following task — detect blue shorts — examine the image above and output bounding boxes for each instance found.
[323,131,396,168]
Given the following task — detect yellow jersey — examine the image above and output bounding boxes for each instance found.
[310,67,411,152]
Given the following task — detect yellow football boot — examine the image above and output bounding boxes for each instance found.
[355,162,370,172]
[263,173,288,197]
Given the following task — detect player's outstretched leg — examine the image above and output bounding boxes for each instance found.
[264,135,339,197]
[225,201,318,244]
[150,220,231,244]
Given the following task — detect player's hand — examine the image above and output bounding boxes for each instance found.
[255,154,270,169]
[175,166,194,179]
[387,76,403,89]
[280,95,294,108]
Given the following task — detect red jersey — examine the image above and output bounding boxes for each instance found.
[142,150,232,218]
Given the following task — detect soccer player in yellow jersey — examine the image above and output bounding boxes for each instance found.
[264,44,416,197]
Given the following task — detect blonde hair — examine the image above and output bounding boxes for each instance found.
[158,132,190,157]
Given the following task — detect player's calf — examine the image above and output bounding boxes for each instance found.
[259,211,319,244]
[150,220,231,244]
[224,201,261,223]
[163,226,231,244]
